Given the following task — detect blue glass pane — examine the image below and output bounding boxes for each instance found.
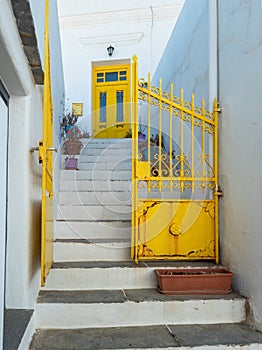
[97,73,104,77]
[117,91,124,122]
[120,71,126,76]
[120,76,127,81]
[97,78,104,83]
[100,92,106,122]
[105,72,118,82]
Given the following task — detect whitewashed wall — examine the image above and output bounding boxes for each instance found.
[152,0,210,107]
[218,0,262,332]
[58,0,185,134]
[151,0,262,331]
[0,0,64,312]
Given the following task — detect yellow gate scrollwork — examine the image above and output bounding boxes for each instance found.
[131,56,220,263]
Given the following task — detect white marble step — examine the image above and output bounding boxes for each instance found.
[36,289,246,329]
[80,148,132,156]
[44,261,225,291]
[78,154,131,163]
[60,170,131,181]
[78,161,131,171]
[59,191,131,206]
[53,240,130,262]
[59,180,131,192]
[55,221,131,240]
[57,205,131,221]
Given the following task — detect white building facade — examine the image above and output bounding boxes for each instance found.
[0,0,64,348]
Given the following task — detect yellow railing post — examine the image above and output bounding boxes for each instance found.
[213,98,220,264]
[131,55,139,262]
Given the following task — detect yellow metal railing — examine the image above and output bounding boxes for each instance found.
[131,56,220,263]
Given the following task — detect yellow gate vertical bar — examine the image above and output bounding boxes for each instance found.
[131,55,139,261]
[214,98,220,263]
[41,0,54,286]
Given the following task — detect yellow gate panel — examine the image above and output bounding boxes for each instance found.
[134,200,215,259]
[131,56,220,263]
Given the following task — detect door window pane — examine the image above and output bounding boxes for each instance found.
[105,72,118,82]
[100,92,106,122]
[116,91,124,122]
[97,73,104,83]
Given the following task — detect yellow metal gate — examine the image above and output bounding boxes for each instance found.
[40,0,55,286]
[131,57,220,263]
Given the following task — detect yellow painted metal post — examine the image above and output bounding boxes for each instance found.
[191,93,195,193]
[213,98,220,264]
[180,88,184,192]
[169,83,174,190]
[131,55,139,262]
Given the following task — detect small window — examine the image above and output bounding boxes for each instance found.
[105,72,118,82]
[100,92,106,122]
[97,73,104,77]
[120,71,126,76]
[116,91,124,122]
[120,76,127,81]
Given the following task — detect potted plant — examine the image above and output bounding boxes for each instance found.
[155,268,234,295]
[61,113,83,169]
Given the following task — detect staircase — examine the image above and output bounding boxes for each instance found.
[30,138,262,349]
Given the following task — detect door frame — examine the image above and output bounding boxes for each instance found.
[0,79,9,350]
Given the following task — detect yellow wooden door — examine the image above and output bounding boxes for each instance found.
[92,65,130,138]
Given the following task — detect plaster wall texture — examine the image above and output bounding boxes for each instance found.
[0,0,64,310]
[150,0,210,166]
[57,0,185,134]
[151,0,262,331]
[218,0,262,331]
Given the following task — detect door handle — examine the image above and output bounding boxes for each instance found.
[116,124,124,128]
[30,141,57,164]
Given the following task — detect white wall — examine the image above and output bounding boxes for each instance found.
[0,0,64,310]
[57,0,185,134]
[0,0,43,309]
[150,0,262,331]
[218,0,262,331]
[152,0,209,107]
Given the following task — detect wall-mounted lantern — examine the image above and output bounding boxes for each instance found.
[107,45,114,57]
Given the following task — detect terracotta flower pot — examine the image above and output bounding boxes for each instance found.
[155,268,233,295]
[62,140,83,155]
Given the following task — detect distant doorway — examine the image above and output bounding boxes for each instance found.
[92,63,130,138]
[0,81,9,350]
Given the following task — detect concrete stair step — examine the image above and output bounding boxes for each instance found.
[29,324,262,350]
[55,221,131,240]
[57,205,131,221]
[80,147,132,155]
[53,239,131,262]
[45,261,227,291]
[78,154,131,163]
[59,180,131,192]
[60,170,131,181]
[78,161,131,171]
[59,191,131,206]
[35,289,246,329]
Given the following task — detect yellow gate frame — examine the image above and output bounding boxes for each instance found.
[131,56,221,263]
[40,0,55,286]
